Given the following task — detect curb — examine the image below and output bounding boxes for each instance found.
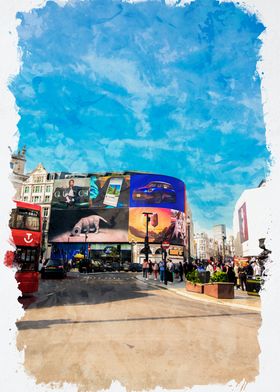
[134,276,261,313]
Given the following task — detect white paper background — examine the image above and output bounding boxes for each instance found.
[0,0,279,391]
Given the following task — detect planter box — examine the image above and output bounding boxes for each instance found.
[186,281,204,294]
[246,278,263,296]
[204,282,234,299]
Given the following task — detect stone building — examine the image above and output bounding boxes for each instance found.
[9,146,28,199]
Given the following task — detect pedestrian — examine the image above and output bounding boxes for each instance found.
[159,260,165,282]
[148,259,153,276]
[153,262,159,280]
[178,261,184,282]
[167,259,174,283]
[253,261,262,277]
[238,265,247,291]
[246,261,254,277]
[142,259,149,280]
[234,263,240,289]
[174,263,179,280]
[227,266,235,284]
[206,262,214,277]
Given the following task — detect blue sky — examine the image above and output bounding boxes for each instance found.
[11,0,269,231]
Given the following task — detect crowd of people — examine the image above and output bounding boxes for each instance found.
[142,259,184,283]
[142,256,265,290]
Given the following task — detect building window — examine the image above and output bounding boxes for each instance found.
[31,196,41,203]
[46,185,51,193]
[34,176,44,183]
[33,185,42,193]
[24,186,29,193]
[23,196,28,202]
[45,195,50,202]
[43,207,49,217]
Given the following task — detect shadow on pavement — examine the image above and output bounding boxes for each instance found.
[19,273,159,310]
[16,310,259,330]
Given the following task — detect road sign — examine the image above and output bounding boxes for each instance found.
[161,241,170,250]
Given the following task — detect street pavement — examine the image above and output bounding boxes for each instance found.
[135,274,261,312]
[17,272,261,391]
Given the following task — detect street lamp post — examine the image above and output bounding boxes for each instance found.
[84,233,88,256]
[130,240,137,264]
[186,216,191,263]
[142,212,153,263]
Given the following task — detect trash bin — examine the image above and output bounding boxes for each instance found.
[246,276,263,296]
[198,271,210,283]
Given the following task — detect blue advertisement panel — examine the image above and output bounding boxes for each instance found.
[130,174,185,212]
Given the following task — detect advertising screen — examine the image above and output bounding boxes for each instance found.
[52,178,90,209]
[90,175,130,208]
[238,202,249,243]
[51,243,89,260]
[128,207,186,246]
[49,208,128,243]
[130,174,185,212]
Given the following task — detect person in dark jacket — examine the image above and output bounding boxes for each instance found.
[227,266,235,284]
[178,261,184,282]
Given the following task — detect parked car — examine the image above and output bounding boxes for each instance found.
[78,258,93,273]
[41,259,67,279]
[122,262,130,272]
[103,262,113,272]
[92,260,105,272]
[129,263,143,272]
[132,181,176,204]
[111,262,121,271]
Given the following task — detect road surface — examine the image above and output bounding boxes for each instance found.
[17,272,261,391]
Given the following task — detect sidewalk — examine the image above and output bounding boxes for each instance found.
[135,275,261,312]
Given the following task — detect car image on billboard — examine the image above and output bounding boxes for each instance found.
[130,174,185,212]
[132,181,176,204]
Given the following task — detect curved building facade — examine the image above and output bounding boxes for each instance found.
[49,171,187,263]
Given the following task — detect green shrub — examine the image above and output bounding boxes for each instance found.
[210,271,228,283]
[186,269,202,284]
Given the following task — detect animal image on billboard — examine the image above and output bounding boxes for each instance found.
[49,208,128,243]
[130,174,185,212]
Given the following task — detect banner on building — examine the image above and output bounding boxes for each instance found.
[238,202,249,243]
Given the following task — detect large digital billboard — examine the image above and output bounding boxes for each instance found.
[90,175,130,208]
[49,208,128,243]
[130,174,185,212]
[128,207,186,246]
[52,178,90,209]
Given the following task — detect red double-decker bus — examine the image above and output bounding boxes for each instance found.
[6,201,42,295]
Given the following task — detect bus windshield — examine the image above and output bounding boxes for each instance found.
[9,208,40,231]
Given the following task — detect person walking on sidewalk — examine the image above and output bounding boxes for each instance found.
[178,261,184,282]
[238,265,247,291]
[159,260,165,282]
[167,259,174,283]
[234,263,240,289]
[142,259,149,280]
[148,259,153,277]
[153,262,159,280]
